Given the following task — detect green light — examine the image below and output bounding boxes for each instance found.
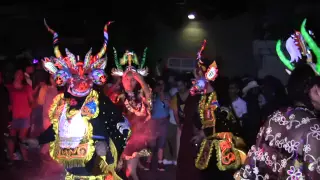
[276,40,294,71]
[301,18,320,73]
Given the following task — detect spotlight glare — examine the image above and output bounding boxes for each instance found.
[188,13,195,20]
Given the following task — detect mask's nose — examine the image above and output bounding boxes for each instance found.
[79,82,87,90]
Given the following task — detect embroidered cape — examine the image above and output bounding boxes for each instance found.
[239,107,320,179]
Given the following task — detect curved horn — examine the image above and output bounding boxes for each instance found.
[140,47,148,68]
[84,48,92,70]
[93,21,114,62]
[300,18,320,73]
[65,48,77,68]
[113,47,122,70]
[276,40,294,71]
[197,39,207,62]
[44,19,62,58]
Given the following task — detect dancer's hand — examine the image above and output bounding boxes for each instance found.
[116,158,124,171]
[23,138,39,148]
[132,71,144,83]
[95,141,108,156]
[190,130,205,145]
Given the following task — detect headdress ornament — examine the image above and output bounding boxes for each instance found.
[111,47,148,76]
[190,40,219,95]
[42,19,112,97]
[276,18,320,75]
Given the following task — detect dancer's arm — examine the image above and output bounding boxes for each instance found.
[38,124,55,144]
[133,72,151,100]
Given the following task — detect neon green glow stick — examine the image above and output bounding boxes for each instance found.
[276,40,295,71]
[300,18,320,73]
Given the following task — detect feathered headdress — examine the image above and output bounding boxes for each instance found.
[42,19,112,87]
[276,18,320,75]
[111,47,148,76]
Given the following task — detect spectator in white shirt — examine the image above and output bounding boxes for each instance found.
[229,79,247,119]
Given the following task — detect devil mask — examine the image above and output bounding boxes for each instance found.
[42,19,111,97]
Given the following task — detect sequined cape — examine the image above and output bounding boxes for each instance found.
[239,107,320,180]
[37,90,128,180]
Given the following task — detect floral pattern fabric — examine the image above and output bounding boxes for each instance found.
[239,107,320,180]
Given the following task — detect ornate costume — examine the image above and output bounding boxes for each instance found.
[37,20,128,180]
[110,48,152,160]
[235,18,320,180]
[276,18,320,75]
[192,40,246,179]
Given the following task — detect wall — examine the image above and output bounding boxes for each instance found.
[253,40,289,84]
[149,13,256,77]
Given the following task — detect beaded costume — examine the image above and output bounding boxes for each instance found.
[110,48,152,160]
[37,20,128,180]
[235,18,320,180]
[191,40,246,179]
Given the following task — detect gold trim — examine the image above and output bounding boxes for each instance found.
[65,171,106,180]
[198,92,218,131]
[195,139,215,170]
[98,138,122,180]
[124,149,151,160]
[213,139,241,171]
[48,90,99,168]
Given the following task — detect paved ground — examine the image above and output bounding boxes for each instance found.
[0,151,176,180]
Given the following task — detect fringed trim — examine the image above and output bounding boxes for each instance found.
[99,138,118,171]
[124,149,151,160]
[98,157,122,180]
[48,90,98,169]
[195,139,215,170]
[98,138,122,180]
[235,148,247,165]
[65,171,105,180]
[49,119,95,168]
[49,93,65,123]
[213,139,241,171]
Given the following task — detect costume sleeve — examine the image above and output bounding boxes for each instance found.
[193,112,202,130]
[99,94,128,156]
[38,124,55,145]
[303,122,320,179]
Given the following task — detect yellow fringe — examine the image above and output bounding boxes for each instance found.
[48,91,98,168]
[195,139,215,170]
[49,122,95,168]
[213,139,241,171]
[65,171,106,180]
[99,138,118,174]
[98,138,122,180]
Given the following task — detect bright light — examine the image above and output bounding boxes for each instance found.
[188,13,195,20]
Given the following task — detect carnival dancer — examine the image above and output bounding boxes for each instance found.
[110,48,152,180]
[177,40,246,180]
[234,18,320,180]
[24,20,128,180]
